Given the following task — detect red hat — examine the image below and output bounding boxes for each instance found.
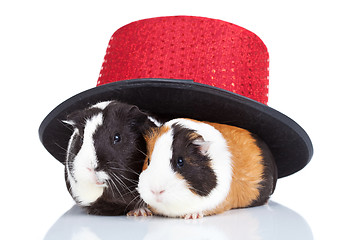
[39,16,312,178]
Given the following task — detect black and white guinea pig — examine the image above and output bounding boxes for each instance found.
[132,118,277,219]
[63,100,161,215]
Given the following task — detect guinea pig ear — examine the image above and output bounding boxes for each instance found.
[127,106,148,127]
[192,137,211,155]
[63,110,83,127]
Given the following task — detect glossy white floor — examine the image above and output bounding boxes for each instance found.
[44,201,312,240]
[2,1,359,239]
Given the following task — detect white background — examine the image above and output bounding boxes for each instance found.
[1,0,359,239]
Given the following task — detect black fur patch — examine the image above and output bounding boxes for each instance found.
[170,123,217,197]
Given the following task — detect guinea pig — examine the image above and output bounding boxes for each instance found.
[131,118,277,219]
[64,100,161,215]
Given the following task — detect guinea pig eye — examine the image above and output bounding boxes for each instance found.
[177,157,184,168]
[147,158,150,166]
[113,133,121,144]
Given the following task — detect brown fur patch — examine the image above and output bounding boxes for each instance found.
[143,126,170,171]
[188,132,202,141]
[203,122,264,216]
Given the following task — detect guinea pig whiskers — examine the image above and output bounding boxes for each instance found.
[114,174,131,192]
[125,194,144,212]
[135,147,148,158]
[108,165,137,173]
[65,150,77,160]
[106,179,116,198]
[110,172,133,194]
[123,190,139,200]
[122,187,139,197]
[58,119,74,131]
[108,166,140,176]
[119,174,139,185]
[125,196,139,212]
[54,142,73,157]
[106,176,126,202]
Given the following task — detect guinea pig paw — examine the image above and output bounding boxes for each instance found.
[183,212,204,220]
[127,208,153,217]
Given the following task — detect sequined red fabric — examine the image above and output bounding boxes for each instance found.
[98,16,269,105]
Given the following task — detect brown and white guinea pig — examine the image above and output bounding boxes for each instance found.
[133,118,277,219]
[63,100,161,215]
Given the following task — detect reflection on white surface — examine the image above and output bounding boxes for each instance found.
[44,201,312,240]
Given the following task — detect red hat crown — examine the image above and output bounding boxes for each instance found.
[98,16,269,105]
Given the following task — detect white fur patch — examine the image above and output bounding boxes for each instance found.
[147,116,162,127]
[138,118,233,217]
[62,119,76,126]
[90,100,113,110]
[68,113,109,206]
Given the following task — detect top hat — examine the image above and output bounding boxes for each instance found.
[39,16,313,178]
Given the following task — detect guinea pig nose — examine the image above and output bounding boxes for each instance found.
[151,189,165,196]
[96,179,105,185]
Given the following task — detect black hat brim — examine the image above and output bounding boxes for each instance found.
[39,78,313,178]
